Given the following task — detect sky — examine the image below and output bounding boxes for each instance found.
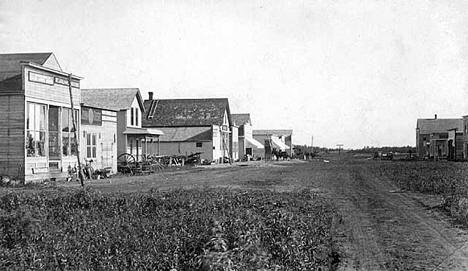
[1,0,468,148]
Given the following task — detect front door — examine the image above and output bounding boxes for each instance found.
[48,106,60,171]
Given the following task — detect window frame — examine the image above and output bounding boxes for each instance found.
[62,107,79,157]
[26,102,47,157]
[86,133,97,159]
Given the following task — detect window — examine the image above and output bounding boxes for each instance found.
[131,108,134,126]
[135,109,139,127]
[196,142,202,148]
[86,133,97,158]
[26,103,46,157]
[62,108,79,156]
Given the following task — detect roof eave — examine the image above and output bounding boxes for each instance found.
[21,62,83,80]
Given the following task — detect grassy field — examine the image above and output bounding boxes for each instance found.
[377,161,468,223]
[2,157,468,270]
[0,184,338,270]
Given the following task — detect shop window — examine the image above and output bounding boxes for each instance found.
[86,133,97,158]
[26,103,46,157]
[196,142,202,148]
[62,108,79,156]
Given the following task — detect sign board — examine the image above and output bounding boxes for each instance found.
[81,107,102,126]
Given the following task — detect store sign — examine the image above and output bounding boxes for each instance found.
[81,107,102,126]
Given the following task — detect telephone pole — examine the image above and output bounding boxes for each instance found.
[311,135,314,153]
[336,144,344,156]
[68,74,84,186]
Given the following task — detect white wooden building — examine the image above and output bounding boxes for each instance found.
[143,94,235,163]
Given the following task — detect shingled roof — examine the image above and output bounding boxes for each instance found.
[143,98,231,127]
[81,88,145,111]
[0,52,60,82]
[231,113,251,126]
[416,118,463,134]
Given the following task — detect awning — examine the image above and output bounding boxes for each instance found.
[246,137,264,149]
[123,127,164,136]
[271,136,289,151]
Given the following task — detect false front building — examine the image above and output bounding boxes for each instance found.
[0,53,82,182]
[253,129,293,159]
[416,115,463,160]
[143,94,234,163]
[231,113,264,160]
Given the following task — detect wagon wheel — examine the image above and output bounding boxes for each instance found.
[117,153,136,174]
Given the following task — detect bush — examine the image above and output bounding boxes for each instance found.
[0,188,338,270]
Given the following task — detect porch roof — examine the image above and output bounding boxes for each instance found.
[271,137,289,151]
[245,137,264,149]
[123,127,163,136]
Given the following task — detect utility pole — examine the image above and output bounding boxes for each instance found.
[311,135,314,154]
[68,74,84,186]
[336,144,344,156]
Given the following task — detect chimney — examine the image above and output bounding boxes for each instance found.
[148,92,154,100]
[435,114,437,120]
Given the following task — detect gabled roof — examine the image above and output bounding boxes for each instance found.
[158,127,212,142]
[231,113,251,126]
[0,52,61,82]
[143,98,231,127]
[416,118,463,134]
[81,88,145,111]
[253,129,293,136]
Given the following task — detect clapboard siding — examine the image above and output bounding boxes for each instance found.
[81,109,118,173]
[0,95,25,178]
[24,66,80,107]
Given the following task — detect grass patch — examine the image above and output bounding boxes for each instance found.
[0,187,338,270]
[378,161,468,224]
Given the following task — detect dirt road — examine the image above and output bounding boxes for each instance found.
[55,158,468,270]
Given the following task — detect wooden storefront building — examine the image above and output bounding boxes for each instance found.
[79,103,118,173]
[253,129,293,159]
[0,53,82,182]
[231,113,264,160]
[81,88,163,162]
[143,94,234,163]
[416,116,463,160]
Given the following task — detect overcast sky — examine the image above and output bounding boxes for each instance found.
[1,0,468,148]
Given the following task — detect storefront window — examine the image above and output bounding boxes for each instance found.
[26,103,46,157]
[62,108,79,156]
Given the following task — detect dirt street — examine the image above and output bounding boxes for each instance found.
[54,157,468,270]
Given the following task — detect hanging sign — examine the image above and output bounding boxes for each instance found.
[81,107,102,126]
